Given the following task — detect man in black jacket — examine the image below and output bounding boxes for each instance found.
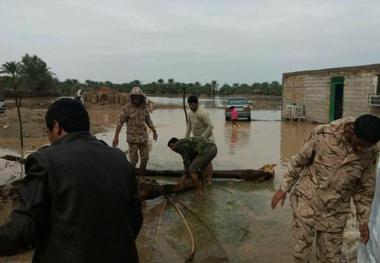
[0,98,142,262]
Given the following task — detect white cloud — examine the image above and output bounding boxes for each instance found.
[1,0,380,83]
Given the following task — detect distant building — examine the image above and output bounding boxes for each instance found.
[282,64,380,123]
[84,87,129,105]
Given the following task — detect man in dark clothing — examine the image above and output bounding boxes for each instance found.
[0,98,142,263]
[168,137,217,197]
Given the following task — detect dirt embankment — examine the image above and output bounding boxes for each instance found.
[0,107,49,152]
[0,102,176,146]
[0,105,107,153]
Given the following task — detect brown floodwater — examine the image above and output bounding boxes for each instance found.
[0,99,322,262]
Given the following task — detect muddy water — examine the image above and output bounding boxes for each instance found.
[125,110,314,263]
[0,100,319,262]
[148,95,281,110]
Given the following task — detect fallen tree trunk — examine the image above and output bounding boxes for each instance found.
[138,179,194,201]
[1,155,275,182]
[0,178,193,203]
[142,164,274,182]
[1,155,275,202]
[1,155,26,164]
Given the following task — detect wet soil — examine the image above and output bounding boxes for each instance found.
[0,97,360,262]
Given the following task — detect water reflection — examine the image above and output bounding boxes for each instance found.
[280,121,315,163]
[276,121,316,188]
[1,105,323,263]
[223,122,251,154]
[251,110,281,121]
[91,109,281,171]
[229,127,238,154]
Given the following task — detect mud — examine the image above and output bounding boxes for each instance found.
[0,97,361,262]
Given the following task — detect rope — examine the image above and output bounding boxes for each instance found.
[173,198,229,262]
[155,199,167,241]
[167,197,195,262]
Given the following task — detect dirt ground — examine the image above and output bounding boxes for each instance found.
[0,105,106,154]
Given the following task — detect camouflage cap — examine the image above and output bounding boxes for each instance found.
[130,86,145,96]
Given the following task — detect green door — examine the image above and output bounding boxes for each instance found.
[329,76,344,121]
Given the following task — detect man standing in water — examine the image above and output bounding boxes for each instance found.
[113,86,158,180]
[168,136,217,197]
[185,95,215,184]
[0,98,142,262]
[271,114,380,262]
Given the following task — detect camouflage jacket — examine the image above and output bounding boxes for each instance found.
[175,137,215,170]
[117,103,155,144]
[281,117,379,232]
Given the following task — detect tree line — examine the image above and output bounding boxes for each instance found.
[1,54,282,97]
[0,54,56,97]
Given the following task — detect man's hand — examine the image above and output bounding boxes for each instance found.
[153,130,158,141]
[112,137,119,147]
[176,175,187,189]
[271,188,287,209]
[359,223,370,244]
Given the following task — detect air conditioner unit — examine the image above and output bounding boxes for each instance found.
[369,94,380,107]
[293,105,305,119]
[285,104,305,120]
[286,104,295,119]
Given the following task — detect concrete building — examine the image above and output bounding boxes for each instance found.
[282,64,380,123]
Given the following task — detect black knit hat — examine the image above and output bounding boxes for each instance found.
[354,114,380,144]
[187,95,198,104]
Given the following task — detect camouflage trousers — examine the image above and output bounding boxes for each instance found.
[293,215,344,263]
[128,142,149,167]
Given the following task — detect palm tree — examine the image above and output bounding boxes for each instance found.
[0,61,24,158]
[19,54,55,91]
[0,61,21,90]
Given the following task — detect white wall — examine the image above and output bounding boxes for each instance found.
[357,159,380,262]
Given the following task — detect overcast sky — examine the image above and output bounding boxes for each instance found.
[1,0,380,84]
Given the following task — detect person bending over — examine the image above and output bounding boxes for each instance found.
[168,136,217,197]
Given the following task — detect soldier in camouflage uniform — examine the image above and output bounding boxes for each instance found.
[168,136,217,197]
[271,114,380,263]
[113,87,157,180]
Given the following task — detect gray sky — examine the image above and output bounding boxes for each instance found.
[1,0,380,84]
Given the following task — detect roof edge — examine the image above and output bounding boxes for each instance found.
[283,63,380,77]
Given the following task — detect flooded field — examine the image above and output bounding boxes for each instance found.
[1,96,359,262]
[105,109,314,263]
